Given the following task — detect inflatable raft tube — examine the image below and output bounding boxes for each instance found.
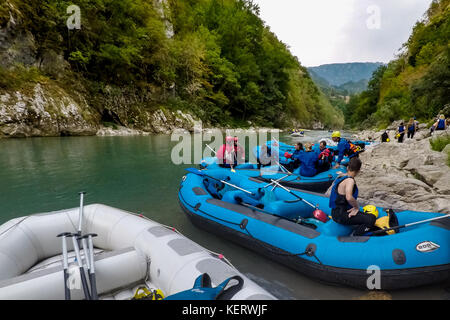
[178,169,450,290]
[0,204,275,300]
[201,158,346,193]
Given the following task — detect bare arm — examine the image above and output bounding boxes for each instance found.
[344,179,360,217]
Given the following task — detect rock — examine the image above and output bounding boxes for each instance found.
[442,144,450,154]
[0,83,99,137]
[38,50,70,79]
[0,3,37,68]
[354,130,450,214]
[96,125,150,136]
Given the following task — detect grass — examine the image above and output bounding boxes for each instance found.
[430,134,450,152]
[0,65,48,91]
[429,134,450,167]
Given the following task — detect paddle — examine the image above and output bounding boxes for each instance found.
[68,233,91,300]
[270,179,317,209]
[370,213,450,236]
[57,232,72,300]
[262,175,290,189]
[77,192,86,237]
[185,168,255,195]
[205,144,217,155]
[238,197,318,230]
[79,233,98,300]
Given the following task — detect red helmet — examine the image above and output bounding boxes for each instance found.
[313,209,329,223]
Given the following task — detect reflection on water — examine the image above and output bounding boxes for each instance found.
[0,133,447,300]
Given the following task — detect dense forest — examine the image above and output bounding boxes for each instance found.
[343,0,450,129]
[0,0,344,129]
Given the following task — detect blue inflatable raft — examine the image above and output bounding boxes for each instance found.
[178,168,450,290]
[199,160,346,193]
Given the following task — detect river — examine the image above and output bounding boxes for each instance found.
[0,131,447,300]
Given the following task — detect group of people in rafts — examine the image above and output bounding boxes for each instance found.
[216,131,361,176]
[282,131,360,176]
[213,132,379,236]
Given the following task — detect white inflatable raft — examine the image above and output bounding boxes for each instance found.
[0,204,275,300]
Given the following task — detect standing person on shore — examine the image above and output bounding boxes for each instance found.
[396,122,406,143]
[329,157,376,236]
[381,131,390,143]
[407,118,416,139]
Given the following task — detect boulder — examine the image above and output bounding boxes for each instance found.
[354,131,450,214]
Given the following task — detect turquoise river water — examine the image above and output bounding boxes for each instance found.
[0,131,448,300]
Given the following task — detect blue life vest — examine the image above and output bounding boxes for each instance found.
[298,151,318,177]
[437,119,445,130]
[329,176,359,209]
[398,126,405,133]
[336,138,351,164]
[165,273,244,300]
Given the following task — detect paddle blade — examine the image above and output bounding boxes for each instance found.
[185,168,205,176]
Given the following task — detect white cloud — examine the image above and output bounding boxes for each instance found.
[254,0,433,67]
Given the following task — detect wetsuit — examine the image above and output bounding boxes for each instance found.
[295,150,319,177]
[398,126,405,143]
[287,149,302,172]
[257,146,272,169]
[407,123,415,139]
[316,148,332,174]
[329,176,376,236]
[217,144,245,168]
[381,132,389,142]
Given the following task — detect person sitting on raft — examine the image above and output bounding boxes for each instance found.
[329,157,376,236]
[257,144,272,169]
[331,131,357,169]
[217,136,245,168]
[316,141,333,174]
[285,143,303,172]
[294,143,319,177]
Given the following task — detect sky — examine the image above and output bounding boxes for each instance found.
[253,0,434,67]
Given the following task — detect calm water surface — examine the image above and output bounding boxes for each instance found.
[0,132,448,300]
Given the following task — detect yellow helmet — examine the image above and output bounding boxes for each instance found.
[386,138,390,142]
[331,131,341,138]
[363,205,379,219]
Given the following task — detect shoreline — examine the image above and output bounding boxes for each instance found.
[351,127,450,214]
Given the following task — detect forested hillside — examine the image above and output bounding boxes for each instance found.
[0,0,344,135]
[308,62,384,87]
[343,0,450,129]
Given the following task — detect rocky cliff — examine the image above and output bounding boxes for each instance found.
[0,0,204,138]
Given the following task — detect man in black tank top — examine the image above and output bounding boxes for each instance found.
[329,158,376,236]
